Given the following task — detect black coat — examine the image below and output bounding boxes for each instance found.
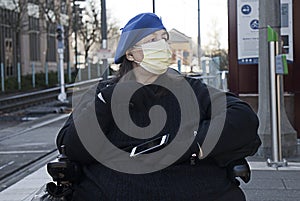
[57,73,261,201]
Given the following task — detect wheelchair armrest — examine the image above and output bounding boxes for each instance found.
[47,146,82,184]
[227,159,251,184]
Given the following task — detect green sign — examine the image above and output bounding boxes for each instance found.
[267,25,278,42]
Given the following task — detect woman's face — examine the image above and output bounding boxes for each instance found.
[126,29,169,63]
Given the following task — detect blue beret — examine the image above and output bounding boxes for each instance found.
[114,13,166,64]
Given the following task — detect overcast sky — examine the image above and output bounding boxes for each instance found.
[104,0,228,49]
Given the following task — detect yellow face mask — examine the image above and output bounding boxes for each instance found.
[135,39,172,75]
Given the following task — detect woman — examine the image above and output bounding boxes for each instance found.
[57,13,261,201]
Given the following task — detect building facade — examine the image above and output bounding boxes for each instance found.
[168,29,193,67]
[0,0,72,78]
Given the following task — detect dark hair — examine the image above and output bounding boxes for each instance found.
[116,56,136,82]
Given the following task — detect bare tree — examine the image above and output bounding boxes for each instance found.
[77,0,120,65]
[77,0,100,64]
[8,0,28,33]
[37,0,69,66]
[203,18,221,54]
[203,18,228,70]
[6,0,119,74]
[3,0,29,71]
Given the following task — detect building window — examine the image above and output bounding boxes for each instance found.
[5,38,13,76]
[47,35,56,62]
[46,23,56,62]
[29,17,40,61]
[29,33,40,61]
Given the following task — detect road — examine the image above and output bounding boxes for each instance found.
[0,113,69,191]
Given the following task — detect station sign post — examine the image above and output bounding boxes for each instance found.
[56,25,67,103]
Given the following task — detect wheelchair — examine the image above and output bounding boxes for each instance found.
[45,146,251,200]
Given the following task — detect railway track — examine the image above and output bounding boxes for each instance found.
[0,114,69,192]
[0,149,58,192]
[0,77,115,191]
[0,78,103,113]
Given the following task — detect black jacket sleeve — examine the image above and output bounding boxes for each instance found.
[56,80,114,164]
[210,92,261,166]
[190,79,261,167]
[56,87,97,164]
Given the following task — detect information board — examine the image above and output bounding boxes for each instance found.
[237,0,293,64]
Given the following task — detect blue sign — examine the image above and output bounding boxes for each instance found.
[250,19,259,30]
[241,4,252,15]
[237,0,259,65]
[238,58,259,64]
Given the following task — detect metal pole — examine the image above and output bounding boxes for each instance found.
[45,62,49,86]
[56,24,67,102]
[276,74,282,160]
[57,62,60,83]
[197,0,201,70]
[88,61,91,80]
[97,63,100,77]
[58,48,67,102]
[275,40,283,162]
[32,63,35,88]
[73,1,78,71]
[101,0,108,80]
[153,0,155,13]
[1,63,4,92]
[85,21,88,66]
[266,26,287,167]
[17,62,21,90]
[269,40,279,162]
[68,61,71,82]
[78,68,81,81]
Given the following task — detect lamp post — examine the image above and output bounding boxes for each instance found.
[101,0,108,79]
[73,0,85,72]
[85,20,89,67]
[153,0,155,13]
[56,25,67,103]
[73,1,78,71]
[197,0,201,70]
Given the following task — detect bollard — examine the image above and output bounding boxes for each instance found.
[97,63,100,77]
[1,63,4,92]
[88,61,91,80]
[78,68,81,81]
[266,26,288,168]
[17,63,21,90]
[68,62,71,83]
[45,62,49,86]
[177,59,181,73]
[32,63,36,88]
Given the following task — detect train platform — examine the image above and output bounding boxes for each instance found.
[1,110,300,201]
[0,160,300,201]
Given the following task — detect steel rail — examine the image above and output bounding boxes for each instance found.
[0,78,106,113]
[0,114,70,191]
[0,149,58,192]
[0,76,116,191]
[0,114,70,142]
